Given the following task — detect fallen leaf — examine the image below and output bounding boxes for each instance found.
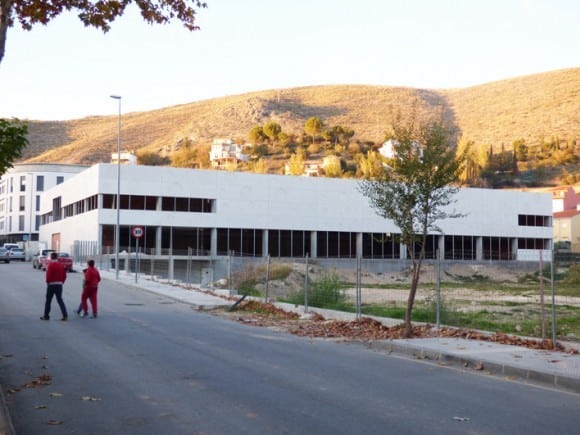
[81,396,102,401]
[49,392,63,397]
[46,420,63,425]
[453,416,470,422]
[34,405,48,409]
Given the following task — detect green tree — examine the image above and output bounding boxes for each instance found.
[304,117,324,144]
[137,151,170,166]
[512,139,528,161]
[455,136,481,185]
[287,150,305,176]
[322,155,343,178]
[0,118,28,175]
[359,114,463,338]
[171,140,209,168]
[1,1,208,65]
[248,126,266,144]
[263,121,282,144]
[357,150,384,179]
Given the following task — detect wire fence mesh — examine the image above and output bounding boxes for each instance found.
[70,241,580,343]
[228,252,580,343]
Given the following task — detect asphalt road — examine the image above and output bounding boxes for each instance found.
[1,262,580,435]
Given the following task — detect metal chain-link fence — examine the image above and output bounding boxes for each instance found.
[70,241,580,343]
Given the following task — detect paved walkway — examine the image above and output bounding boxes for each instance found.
[2,271,580,435]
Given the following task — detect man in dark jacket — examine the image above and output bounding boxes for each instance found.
[40,252,68,321]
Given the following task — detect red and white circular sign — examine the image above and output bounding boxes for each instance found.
[131,226,144,238]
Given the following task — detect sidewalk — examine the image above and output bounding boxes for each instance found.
[3,272,580,435]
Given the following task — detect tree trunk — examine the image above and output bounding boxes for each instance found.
[404,259,422,338]
[0,0,12,65]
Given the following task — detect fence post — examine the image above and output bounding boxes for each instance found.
[304,254,309,312]
[265,255,271,302]
[550,249,557,348]
[539,251,545,340]
[436,248,441,328]
[356,255,361,320]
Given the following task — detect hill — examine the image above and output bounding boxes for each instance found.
[20,68,580,173]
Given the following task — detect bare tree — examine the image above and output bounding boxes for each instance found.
[359,113,464,337]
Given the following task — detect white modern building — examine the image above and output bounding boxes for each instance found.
[37,164,553,281]
[0,163,88,256]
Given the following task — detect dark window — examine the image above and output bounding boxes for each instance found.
[102,194,115,209]
[56,176,64,185]
[36,176,44,192]
[175,197,189,212]
[131,195,146,210]
[162,197,175,211]
[145,196,157,210]
[120,195,130,209]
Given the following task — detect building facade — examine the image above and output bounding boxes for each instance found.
[0,163,87,256]
[38,164,553,270]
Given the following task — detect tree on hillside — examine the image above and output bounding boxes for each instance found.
[455,136,481,186]
[322,155,343,178]
[137,151,170,166]
[263,122,282,144]
[287,150,305,176]
[304,117,324,144]
[248,126,266,144]
[359,114,463,338]
[0,118,28,175]
[0,0,208,65]
[357,150,384,179]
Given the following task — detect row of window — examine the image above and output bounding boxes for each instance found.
[42,194,217,225]
[99,225,552,261]
[518,214,551,227]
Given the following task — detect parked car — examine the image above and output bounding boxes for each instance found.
[33,249,56,269]
[0,247,10,263]
[8,248,26,262]
[39,252,74,272]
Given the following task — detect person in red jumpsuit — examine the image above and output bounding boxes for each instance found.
[41,251,68,321]
[78,259,101,318]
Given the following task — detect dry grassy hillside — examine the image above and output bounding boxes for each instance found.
[21,68,580,165]
[443,68,580,146]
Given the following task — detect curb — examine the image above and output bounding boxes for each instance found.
[0,384,15,435]
[367,340,580,394]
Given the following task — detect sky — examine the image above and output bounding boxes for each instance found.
[0,0,578,121]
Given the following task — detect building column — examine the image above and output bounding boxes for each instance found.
[262,230,269,257]
[210,228,217,256]
[356,232,363,259]
[400,243,407,259]
[438,234,445,260]
[476,236,483,261]
[155,226,162,255]
[310,231,317,258]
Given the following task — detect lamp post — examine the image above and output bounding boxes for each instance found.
[27,172,33,261]
[110,95,121,279]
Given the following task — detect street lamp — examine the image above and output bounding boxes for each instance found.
[110,95,121,279]
[27,172,34,261]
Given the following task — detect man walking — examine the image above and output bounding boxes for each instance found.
[40,252,68,321]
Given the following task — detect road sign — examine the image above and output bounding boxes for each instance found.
[131,226,144,238]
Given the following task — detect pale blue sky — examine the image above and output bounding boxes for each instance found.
[0,0,578,120]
